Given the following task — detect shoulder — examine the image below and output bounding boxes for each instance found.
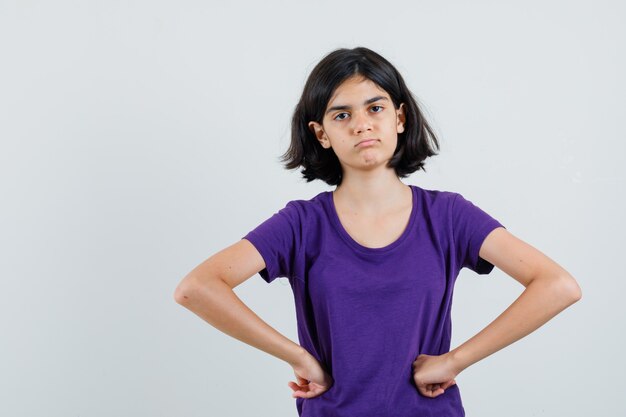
[410,184,459,213]
[276,190,329,224]
[412,184,481,209]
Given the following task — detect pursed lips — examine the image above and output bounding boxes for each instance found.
[355,138,379,147]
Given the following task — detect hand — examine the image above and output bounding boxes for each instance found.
[288,351,334,399]
[412,352,459,398]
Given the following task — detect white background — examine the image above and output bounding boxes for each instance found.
[1,1,623,416]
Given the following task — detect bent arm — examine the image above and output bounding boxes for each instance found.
[449,227,582,373]
[174,239,309,367]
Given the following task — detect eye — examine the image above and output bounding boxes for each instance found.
[371,105,383,112]
[334,112,349,121]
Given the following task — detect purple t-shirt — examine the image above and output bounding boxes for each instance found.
[242,184,505,417]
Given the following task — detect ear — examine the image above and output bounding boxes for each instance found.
[308,121,331,149]
[396,103,406,134]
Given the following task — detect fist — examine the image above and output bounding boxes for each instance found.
[412,353,458,398]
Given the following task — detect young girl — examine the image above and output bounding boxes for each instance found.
[174,46,582,417]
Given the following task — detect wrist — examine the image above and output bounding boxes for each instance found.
[448,347,470,374]
[287,344,311,367]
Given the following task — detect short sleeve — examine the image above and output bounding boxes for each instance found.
[241,201,301,284]
[451,193,506,275]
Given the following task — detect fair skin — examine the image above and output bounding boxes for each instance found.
[174,74,582,401]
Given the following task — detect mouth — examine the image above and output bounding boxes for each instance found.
[355,139,379,147]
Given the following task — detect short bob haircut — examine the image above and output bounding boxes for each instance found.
[280,46,440,187]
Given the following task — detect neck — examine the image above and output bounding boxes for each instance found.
[333,169,410,215]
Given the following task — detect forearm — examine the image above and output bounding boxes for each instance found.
[450,275,581,373]
[175,276,308,366]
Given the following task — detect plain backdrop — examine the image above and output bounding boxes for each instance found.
[1,1,624,416]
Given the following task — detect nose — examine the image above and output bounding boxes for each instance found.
[352,110,373,134]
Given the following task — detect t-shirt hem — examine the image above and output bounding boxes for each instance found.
[241,233,276,283]
[471,220,506,275]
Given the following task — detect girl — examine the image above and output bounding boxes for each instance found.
[174,46,582,417]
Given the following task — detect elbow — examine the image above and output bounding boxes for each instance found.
[556,274,582,305]
[174,274,225,305]
[533,272,582,309]
[173,275,201,305]
[174,285,188,305]
[173,282,190,305]
[567,277,582,303]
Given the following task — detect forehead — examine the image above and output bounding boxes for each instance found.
[327,76,390,106]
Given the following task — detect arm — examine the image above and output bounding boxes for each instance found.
[173,239,309,367]
[175,238,334,398]
[449,227,582,373]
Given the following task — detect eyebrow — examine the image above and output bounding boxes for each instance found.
[325,96,389,115]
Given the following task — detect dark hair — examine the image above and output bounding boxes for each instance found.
[280,46,440,187]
